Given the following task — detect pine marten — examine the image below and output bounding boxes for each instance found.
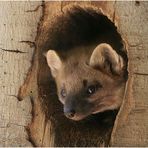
[44,5,128,121]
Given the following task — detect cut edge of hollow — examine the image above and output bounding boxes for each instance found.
[110,41,134,146]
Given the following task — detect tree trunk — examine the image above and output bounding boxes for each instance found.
[110,1,148,146]
[0,1,42,146]
[1,1,148,147]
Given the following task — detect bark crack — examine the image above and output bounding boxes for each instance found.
[60,1,64,14]
[113,0,117,23]
[25,4,43,12]
[0,47,27,54]
[128,43,142,47]
[19,41,36,48]
[134,72,148,76]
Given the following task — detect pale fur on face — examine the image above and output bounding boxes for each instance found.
[46,43,126,121]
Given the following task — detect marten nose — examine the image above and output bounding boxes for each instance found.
[64,109,75,118]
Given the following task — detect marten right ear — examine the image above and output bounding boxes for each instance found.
[45,50,62,77]
[89,43,124,75]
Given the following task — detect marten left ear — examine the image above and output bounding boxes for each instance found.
[89,43,124,75]
[45,50,62,77]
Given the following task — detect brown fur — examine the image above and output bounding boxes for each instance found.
[45,5,128,121]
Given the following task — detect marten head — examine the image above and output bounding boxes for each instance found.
[45,43,126,121]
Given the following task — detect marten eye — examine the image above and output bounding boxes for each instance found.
[86,83,102,95]
[86,85,96,95]
[61,89,66,98]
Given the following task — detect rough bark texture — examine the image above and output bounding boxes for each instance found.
[0,1,42,147]
[110,1,148,146]
[19,1,120,147]
[1,1,148,147]
[18,1,124,147]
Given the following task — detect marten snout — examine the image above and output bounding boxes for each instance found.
[64,98,76,118]
[63,97,79,120]
[64,108,76,119]
[63,95,95,121]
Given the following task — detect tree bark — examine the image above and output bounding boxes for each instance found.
[0,1,42,146]
[1,1,148,147]
[110,1,148,146]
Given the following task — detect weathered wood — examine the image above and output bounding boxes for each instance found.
[110,1,148,146]
[19,1,124,147]
[0,1,42,146]
[27,1,148,146]
[2,1,147,147]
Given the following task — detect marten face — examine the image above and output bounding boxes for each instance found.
[55,62,125,121]
[46,43,126,121]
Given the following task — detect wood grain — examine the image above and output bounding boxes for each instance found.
[0,1,42,146]
[4,1,147,147]
[110,1,148,146]
[27,1,120,147]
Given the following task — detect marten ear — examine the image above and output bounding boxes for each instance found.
[45,50,62,77]
[89,43,124,75]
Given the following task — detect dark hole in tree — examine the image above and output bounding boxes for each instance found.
[38,5,128,147]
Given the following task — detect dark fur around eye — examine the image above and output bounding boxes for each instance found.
[96,82,102,89]
[86,82,102,96]
[83,79,88,87]
[87,85,96,95]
